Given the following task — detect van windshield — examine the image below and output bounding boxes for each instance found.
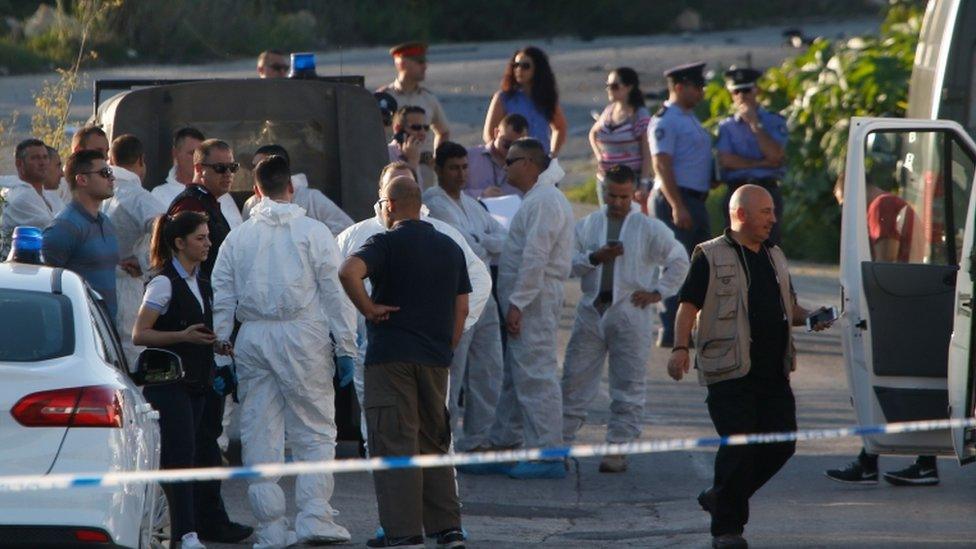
[0,289,74,362]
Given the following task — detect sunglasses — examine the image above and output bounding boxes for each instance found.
[202,162,240,174]
[269,63,290,72]
[79,167,114,179]
[408,124,431,132]
[505,156,527,167]
[605,82,622,90]
[512,61,533,70]
[732,87,755,95]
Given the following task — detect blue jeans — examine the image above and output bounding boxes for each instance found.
[651,188,711,343]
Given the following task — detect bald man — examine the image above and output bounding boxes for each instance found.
[339,175,469,547]
[667,185,829,549]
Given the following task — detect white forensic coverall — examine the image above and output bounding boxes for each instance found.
[100,165,166,365]
[561,208,689,444]
[336,206,491,443]
[0,175,65,258]
[153,166,243,228]
[488,160,575,450]
[423,184,507,451]
[241,173,353,236]
[212,198,355,548]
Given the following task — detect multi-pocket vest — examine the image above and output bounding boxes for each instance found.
[693,234,795,386]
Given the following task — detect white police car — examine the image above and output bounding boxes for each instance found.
[0,257,179,547]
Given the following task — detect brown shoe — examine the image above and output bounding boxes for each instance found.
[598,454,628,473]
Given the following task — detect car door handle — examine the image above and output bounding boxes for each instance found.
[960,293,973,317]
[145,410,160,421]
[135,403,154,414]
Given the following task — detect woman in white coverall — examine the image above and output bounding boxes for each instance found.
[560,166,689,473]
[211,156,357,548]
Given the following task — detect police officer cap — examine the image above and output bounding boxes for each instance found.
[389,41,427,60]
[374,92,398,124]
[724,67,763,91]
[664,62,706,86]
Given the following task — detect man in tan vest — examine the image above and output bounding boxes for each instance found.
[667,184,830,549]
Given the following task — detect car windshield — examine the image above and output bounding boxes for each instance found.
[0,289,74,362]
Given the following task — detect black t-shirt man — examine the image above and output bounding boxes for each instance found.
[354,219,472,367]
[678,241,790,380]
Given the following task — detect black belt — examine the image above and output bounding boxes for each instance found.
[679,188,709,201]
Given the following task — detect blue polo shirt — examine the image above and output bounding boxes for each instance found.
[43,201,121,321]
[716,107,788,182]
[648,101,713,193]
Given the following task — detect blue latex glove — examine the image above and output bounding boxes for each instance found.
[337,356,355,388]
[213,364,238,397]
[213,373,226,396]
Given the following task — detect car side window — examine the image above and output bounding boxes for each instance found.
[87,292,127,373]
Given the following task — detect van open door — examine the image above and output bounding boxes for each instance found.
[841,117,975,458]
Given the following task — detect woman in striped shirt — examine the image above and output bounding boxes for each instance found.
[589,67,652,209]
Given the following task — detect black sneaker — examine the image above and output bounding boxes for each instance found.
[883,462,939,486]
[430,528,466,549]
[824,460,878,485]
[365,534,425,548]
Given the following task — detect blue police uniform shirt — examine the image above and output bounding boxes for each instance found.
[648,101,713,193]
[715,107,788,182]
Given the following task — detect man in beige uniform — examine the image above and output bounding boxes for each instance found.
[378,41,450,185]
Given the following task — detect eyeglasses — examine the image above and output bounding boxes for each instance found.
[202,162,240,174]
[732,87,755,95]
[376,197,395,207]
[605,82,622,90]
[511,61,532,70]
[505,157,527,167]
[268,63,290,72]
[407,124,431,132]
[79,167,114,179]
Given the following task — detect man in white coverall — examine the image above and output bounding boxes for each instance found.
[212,155,355,547]
[486,137,575,480]
[423,141,507,452]
[336,162,491,442]
[153,126,243,228]
[241,144,353,236]
[560,165,689,473]
[0,139,62,258]
[102,134,166,364]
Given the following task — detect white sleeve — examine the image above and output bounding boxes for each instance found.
[426,194,488,259]
[132,190,167,233]
[311,225,358,358]
[571,218,597,278]
[307,189,354,236]
[645,218,690,299]
[478,209,508,256]
[211,233,238,343]
[431,220,489,330]
[142,275,172,313]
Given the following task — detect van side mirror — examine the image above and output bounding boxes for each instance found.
[133,348,184,386]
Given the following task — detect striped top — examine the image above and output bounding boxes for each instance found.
[595,105,651,175]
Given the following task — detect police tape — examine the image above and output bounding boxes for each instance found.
[0,417,972,492]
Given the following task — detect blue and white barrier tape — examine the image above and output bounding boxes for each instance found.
[0,417,972,492]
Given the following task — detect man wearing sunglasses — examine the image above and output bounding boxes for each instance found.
[257,49,289,79]
[43,149,121,321]
[167,138,255,546]
[716,67,788,246]
[379,42,451,187]
[465,113,529,199]
[648,61,714,349]
[388,106,431,187]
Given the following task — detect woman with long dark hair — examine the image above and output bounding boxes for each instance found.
[589,67,652,208]
[132,211,232,549]
[483,46,568,156]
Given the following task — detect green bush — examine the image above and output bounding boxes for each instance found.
[701,1,923,261]
[0,39,48,74]
[564,177,599,204]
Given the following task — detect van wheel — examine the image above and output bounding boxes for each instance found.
[140,482,171,548]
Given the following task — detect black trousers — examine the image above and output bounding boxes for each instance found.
[706,374,796,536]
[143,383,206,540]
[193,390,231,527]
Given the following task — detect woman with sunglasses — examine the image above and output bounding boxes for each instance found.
[589,67,652,208]
[133,210,234,549]
[483,46,567,156]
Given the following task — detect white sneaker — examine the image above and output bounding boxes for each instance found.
[180,532,207,549]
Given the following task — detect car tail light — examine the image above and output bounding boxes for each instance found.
[11,385,123,428]
[74,528,111,543]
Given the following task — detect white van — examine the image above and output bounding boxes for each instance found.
[840,116,975,464]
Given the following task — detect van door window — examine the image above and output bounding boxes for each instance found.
[864,130,975,266]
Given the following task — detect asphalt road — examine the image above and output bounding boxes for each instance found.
[208,257,976,548]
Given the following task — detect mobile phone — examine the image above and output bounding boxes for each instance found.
[394,129,407,145]
[805,306,838,331]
